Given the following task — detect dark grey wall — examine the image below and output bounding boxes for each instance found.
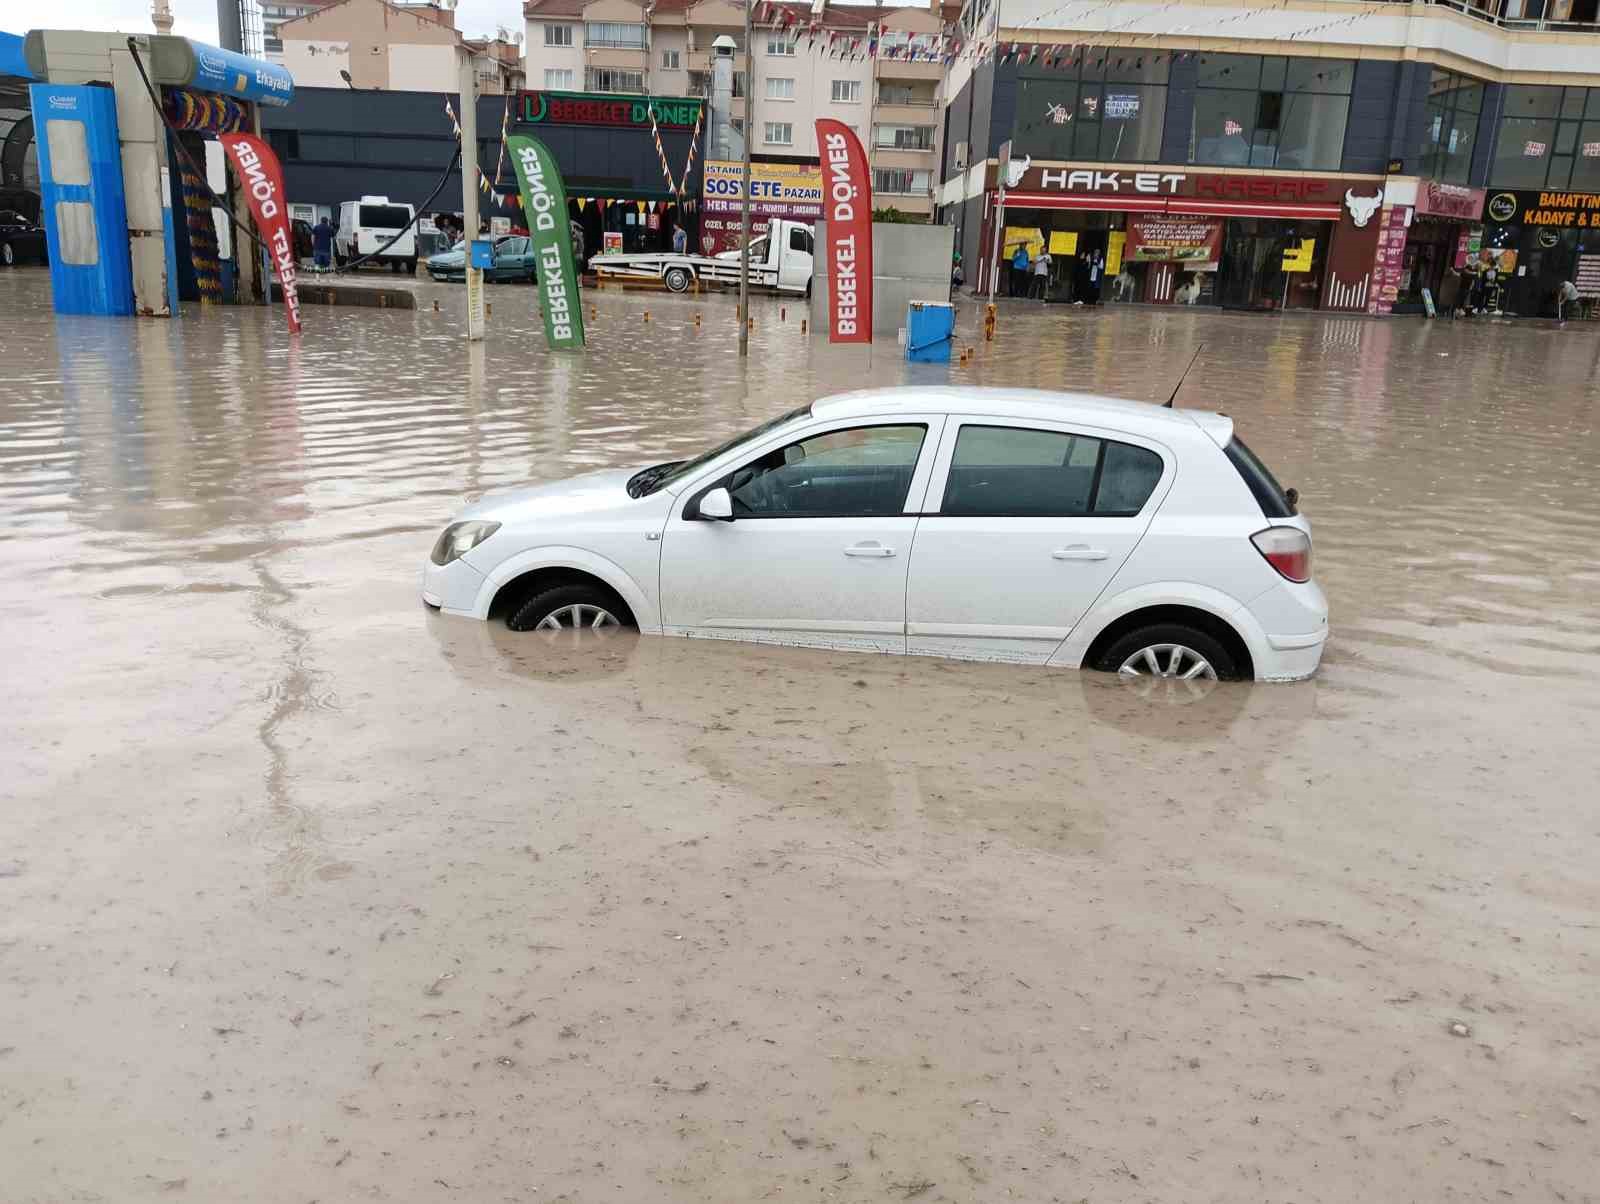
[1345,59,1402,175]
[260,87,701,211]
[1160,54,1196,165]
[941,74,973,181]
[1471,83,1504,187]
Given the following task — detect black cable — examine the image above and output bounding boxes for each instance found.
[335,143,460,274]
[125,36,466,277]
[125,37,269,255]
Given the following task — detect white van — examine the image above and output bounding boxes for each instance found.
[336,196,417,273]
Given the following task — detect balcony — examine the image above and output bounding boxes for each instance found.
[685,45,744,73]
[874,57,944,82]
[875,98,941,124]
[586,47,647,69]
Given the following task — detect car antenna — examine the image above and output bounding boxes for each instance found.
[1164,343,1204,409]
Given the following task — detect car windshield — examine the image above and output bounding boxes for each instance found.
[628,405,813,498]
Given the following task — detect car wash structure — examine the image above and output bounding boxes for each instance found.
[9,29,292,317]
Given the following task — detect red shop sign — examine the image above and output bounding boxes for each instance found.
[1415,181,1486,220]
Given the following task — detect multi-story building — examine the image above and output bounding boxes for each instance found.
[263,0,336,62]
[278,0,524,94]
[939,0,1600,316]
[523,0,954,220]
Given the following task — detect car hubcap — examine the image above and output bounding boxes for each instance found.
[2,245,13,265]
[1118,643,1216,681]
[535,603,619,632]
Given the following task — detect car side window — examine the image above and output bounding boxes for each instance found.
[726,424,927,518]
[789,227,810,254]
[939,425,1163,517]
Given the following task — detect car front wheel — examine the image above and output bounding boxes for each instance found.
[507,583,631,636]
[1096,624,1238,682]
[1,241,14,267]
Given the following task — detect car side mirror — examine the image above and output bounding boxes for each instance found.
[697,487,734,522]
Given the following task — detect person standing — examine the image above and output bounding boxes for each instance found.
[1010,242,1030,297]
[672,222,688,255]
[1556,278,1580,324]
[1086,248,1105,304]
[312,215,333,272]
[1031,246,1052,300]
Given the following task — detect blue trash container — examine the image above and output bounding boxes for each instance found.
[906,300,954,362]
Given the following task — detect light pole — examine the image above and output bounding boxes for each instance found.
[460,49,485,341]
[738,0,753,357]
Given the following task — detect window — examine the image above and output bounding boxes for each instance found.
[873,168,931,195]
[1190,54,1352,170]
[544,67,574,89]
[766,35,795,55]
[764,121,793,145]
[724,425,928,518]
[766,77,795,100]
[585,21,645,48]
[544,24,573,47]
[873,124,935,150]
[1014,48,1170,164]
[267,128,300,160]
[1418,68,1484,185]
[939,427,1164,517]
[789,226,813,254]
[586,68,645,94]
[832,79,862,103]
[359,205,411,228]
[660,49,680,70]
[1491,85,1600,191]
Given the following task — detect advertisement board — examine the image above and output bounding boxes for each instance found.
[700,160,823,255]
[1125,215,1222,265]
[1483,189,1600,229]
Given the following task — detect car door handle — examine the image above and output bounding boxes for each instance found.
[1052,546,1109,561]
[844,543,896,558]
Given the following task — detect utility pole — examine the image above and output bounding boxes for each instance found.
[460,49,485,341]
[737,0,753,357]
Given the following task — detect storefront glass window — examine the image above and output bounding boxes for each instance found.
[1492,85,1600,191]
[1419,68,1484,185]
[1013,49,1168,164]
[1190,54,1353,171]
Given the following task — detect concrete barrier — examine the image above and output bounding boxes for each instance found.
[809,221,955,341]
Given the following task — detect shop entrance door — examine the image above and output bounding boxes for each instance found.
[1216,220,1290,310]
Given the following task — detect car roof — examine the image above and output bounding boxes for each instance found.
[810,387,1233,446]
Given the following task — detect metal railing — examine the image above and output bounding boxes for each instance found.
[1414,0,1599,32]
[877,95,940,107]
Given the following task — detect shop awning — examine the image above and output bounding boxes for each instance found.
[1168,198,1341,221]
[1003,191,1167,213]
[1002,191,1341,222]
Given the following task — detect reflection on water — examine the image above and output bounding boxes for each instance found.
[4,270,1600,1203]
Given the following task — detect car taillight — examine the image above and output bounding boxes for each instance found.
[1251,527,1312,583]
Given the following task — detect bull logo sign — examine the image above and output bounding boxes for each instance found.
[1344,188,1383,228]
[1005,153,1032,188]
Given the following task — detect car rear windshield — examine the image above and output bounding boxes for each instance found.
[359,205,411,229]
[1225,437,1296,517]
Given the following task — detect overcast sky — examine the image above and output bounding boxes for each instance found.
[29,0,540,45]
[25,0,931,47]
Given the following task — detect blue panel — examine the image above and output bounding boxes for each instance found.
[469,239,495,269]
[186,41,294,107]
[30,83,134,316]
[906,300,953,360]
[0,31,33,79]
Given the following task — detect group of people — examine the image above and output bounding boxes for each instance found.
[1004,241,1107,304]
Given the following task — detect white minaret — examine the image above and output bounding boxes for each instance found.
[152,0,176,33]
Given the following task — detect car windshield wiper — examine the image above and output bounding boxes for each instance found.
[627,461,685,498]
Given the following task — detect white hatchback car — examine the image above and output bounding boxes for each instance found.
[423,387,1328,681]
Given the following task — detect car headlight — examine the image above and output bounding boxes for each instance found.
[430,520,500,566]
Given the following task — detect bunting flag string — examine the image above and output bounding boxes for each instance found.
[444,99,518,210]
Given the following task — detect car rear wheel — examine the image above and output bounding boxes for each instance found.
[507,583,631,637]
[1,241,14,267]
[664,266,692,292]
[1096,624,1238,682]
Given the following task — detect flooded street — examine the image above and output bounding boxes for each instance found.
[3,266,1599,1202]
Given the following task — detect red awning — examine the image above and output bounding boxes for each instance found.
[1002,192,1169,213]
[1168,199,1341,220]
[997,191,1341,221]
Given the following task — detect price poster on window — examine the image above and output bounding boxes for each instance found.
[1577,254,1600,297]
[1367,205,1410,316]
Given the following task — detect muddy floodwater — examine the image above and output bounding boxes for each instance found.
[3,267,1599,1202]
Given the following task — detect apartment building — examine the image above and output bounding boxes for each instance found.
[278,0,524,94]
[263,1,335,62]
[940,0,1600,316]
[523,0,954,218]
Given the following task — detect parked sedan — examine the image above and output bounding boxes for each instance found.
[425,235,537,283]
[0,209,48,266]
[422,388,1328,682]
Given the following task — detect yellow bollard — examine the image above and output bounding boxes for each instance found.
[747,317,754,330]
[590,305,597,321]
[694,311,701,326]
[644,310,651,322]
[432,299,440,312]
[780,306,786,321]
[984,302,996,341]
[801,318,807,334]
[486,301,492,317]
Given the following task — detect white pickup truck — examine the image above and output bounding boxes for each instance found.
[589,219,815,295]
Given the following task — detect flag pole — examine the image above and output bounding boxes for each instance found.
[738,0,753,357]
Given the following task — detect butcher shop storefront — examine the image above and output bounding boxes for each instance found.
[976,163,1388,311]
